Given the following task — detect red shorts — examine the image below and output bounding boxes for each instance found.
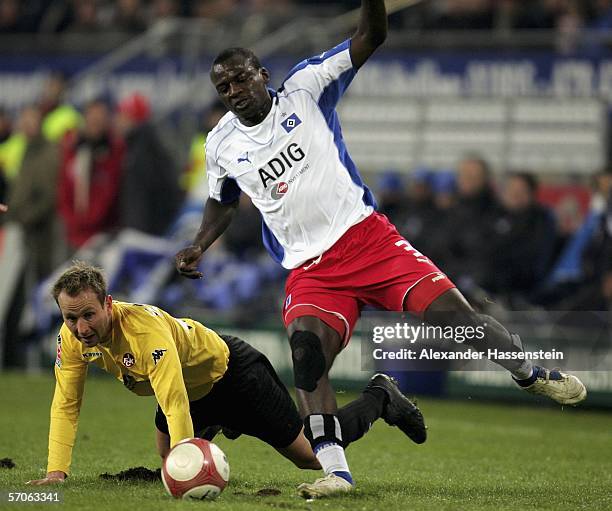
[282,212,455,346]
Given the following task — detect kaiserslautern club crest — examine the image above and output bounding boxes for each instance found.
[122,353,135,368]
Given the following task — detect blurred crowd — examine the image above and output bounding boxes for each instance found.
[1,72,612,368]
[2,0,612,35]
[0,73,284,366]
[376,159,612,313]
[405,0,612,32]
[0,73,186,259]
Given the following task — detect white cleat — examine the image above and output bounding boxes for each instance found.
[297,473,354,499]
[514,366,587,405]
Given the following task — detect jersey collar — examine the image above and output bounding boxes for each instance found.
[231,88,278,145]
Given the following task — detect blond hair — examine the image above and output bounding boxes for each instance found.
[52,260,107,305]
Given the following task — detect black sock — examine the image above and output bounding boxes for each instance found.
[337,388,386,447]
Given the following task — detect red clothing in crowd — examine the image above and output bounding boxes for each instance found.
[58,130,125,248]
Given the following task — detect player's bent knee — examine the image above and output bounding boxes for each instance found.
[289,331,326,392]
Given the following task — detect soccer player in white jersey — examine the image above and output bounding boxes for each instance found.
[175,0,587,498]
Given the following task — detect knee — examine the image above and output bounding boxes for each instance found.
[424,288,473,317]
[425,303,482,329]
[289,331,327,392]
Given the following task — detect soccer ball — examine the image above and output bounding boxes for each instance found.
[162,438,230,500]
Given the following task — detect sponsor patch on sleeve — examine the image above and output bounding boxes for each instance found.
[55,334,62,368]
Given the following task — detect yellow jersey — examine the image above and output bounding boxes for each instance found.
[47,301,229,475]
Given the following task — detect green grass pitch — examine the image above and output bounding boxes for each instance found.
[0,372,610,511]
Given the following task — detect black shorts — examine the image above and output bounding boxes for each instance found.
[155,335,302,449]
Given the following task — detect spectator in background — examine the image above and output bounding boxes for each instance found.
[375,170,407,227]
[431,170,457,212]
[555,0,584,53]
[0,107,13,205]
[0,0,52,32]
[6,105,61,280]
[39,72,82,143]
[424,170,458,267]
[115,92,183,236]
[245,0,296,17]
[0,71,81,196]
[112,0,147,33]
[486,172,557,301]
[439,155,499,291]
[222,194,263,259]
[0,0,22,33]
[0,71,81,192]
[152,0,179,20]
[58,99,125,250]
[425,0,495,30]
[64,0,101,34]
[394,168,438,258]
[0,109,28,195]
[535,169,612,306]
[503,0,558,29]
[0,172,6,207]
[588,0,612,28]
[564,169,612,310]
[599,186,612,310]
[182,101,226,195]
[0,107,11,143]
[192,0,239,20]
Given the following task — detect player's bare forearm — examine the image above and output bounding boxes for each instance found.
[194,198,239,252]
[351,0,388,68]
[175,198,238,279]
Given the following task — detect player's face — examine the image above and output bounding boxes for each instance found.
[211,56,271,124]
[58,290,113,348]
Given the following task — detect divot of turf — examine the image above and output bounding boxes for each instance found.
[256,488,282,496]
[99,467,160,482]
[0,457,15,469]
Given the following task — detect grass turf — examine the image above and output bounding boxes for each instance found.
[0,372,610,510]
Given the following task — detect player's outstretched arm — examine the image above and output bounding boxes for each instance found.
[350,0,388,69]
[26,471,66,485]
[175,198,239,279]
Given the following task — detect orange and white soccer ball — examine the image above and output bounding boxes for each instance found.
[162,438,230,500]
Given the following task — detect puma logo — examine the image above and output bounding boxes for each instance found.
[237,152,251,164]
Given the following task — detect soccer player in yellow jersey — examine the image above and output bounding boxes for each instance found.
[28,261,319,485]
[29,261,418,487]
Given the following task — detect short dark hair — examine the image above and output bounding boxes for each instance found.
[509,171,538,195]
[52,260,107,305]
[461,153,491,177]
[212,48,262,71]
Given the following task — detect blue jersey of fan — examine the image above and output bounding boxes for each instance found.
[205,39,376,269]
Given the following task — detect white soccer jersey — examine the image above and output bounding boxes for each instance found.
[206,39,375,269]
